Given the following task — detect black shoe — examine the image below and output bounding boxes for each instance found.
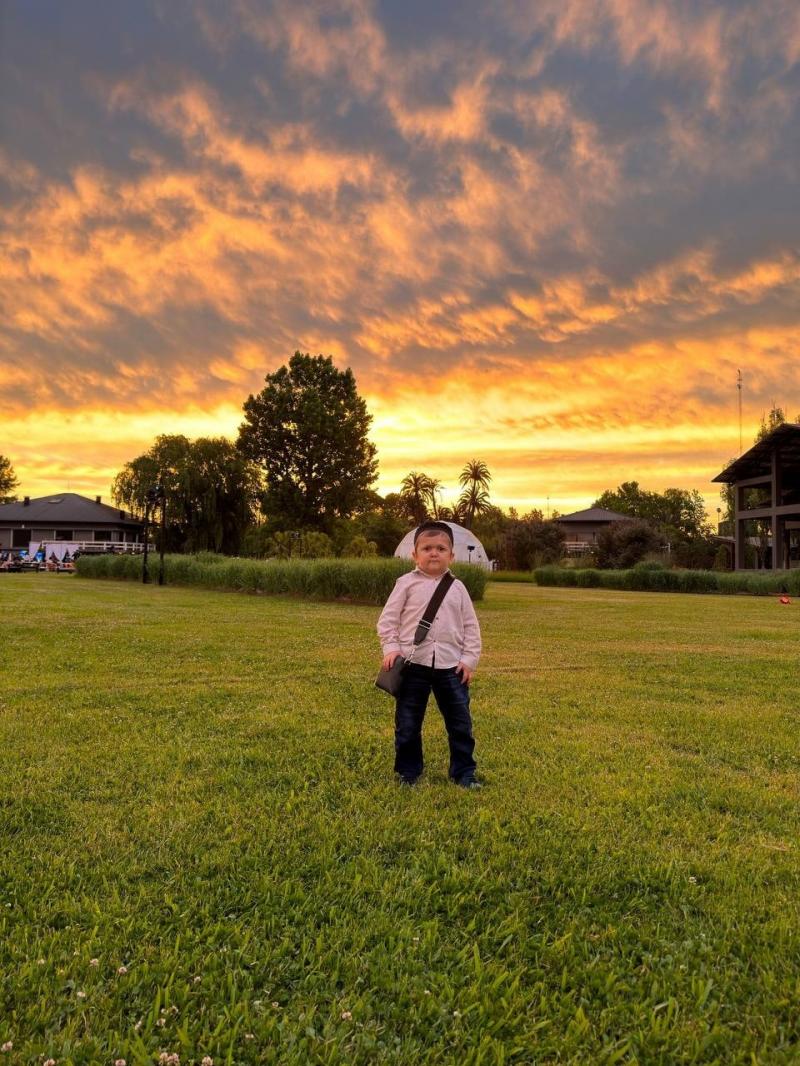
[398,776,420,787]
[455,777,482,789]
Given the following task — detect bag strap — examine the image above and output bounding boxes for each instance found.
[411,572,455,647]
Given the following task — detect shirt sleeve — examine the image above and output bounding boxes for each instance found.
[458,583,482,670]
[377,577,408,655]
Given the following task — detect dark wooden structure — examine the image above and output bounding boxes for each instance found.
[713,423,800,570]
[555,507,631,553]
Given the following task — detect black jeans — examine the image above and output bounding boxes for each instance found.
[394,664,477,782]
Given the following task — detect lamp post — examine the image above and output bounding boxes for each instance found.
[467,544,476,564]
[156,484,167,586]
[141,485,162,584]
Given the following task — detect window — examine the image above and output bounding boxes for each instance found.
[55,530,74,541]
[12,529,29,547]
[93,530,112,541]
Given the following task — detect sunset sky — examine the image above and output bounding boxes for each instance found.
[2,1,799,514]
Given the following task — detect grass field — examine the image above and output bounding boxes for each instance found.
[1,577,799,1065]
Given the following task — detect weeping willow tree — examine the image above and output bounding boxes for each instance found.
[112,435,263,553]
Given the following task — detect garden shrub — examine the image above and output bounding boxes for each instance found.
[671,535,719,570]
[75,554,487,604]
[497,517,565,570]
[296,532,335,558]
[712,544,732,571]
[534,565,800,596]
[594,519,661,569]
[574,568,602,588]
[342,535,378,557]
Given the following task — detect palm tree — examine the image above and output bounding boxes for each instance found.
[400,471,433,525]
[457,484,491,529]
[457,459,492,528]
[459,459,492,492]
[425,477,444,519]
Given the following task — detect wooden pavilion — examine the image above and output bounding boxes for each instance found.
[713,423,800,570]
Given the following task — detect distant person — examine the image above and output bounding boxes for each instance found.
[377,520,482,788]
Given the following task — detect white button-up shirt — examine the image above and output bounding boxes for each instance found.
[377,569,482,670]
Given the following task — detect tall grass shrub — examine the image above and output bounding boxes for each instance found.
[75,554,488,604]
[534,565,800,596]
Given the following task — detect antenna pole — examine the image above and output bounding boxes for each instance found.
[737,369,743,452]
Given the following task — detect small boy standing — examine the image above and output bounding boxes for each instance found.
[377,521,482,787]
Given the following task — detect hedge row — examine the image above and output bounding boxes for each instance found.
[533,565,800,596]
[74,553,488,605]
[489,570,537,583]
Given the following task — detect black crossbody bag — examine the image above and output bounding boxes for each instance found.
[375,572,455,697]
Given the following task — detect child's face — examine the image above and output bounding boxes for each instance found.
[412,532,455,576]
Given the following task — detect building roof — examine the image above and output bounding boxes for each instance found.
[555,507,632,523]
[712,423,800,483]
[0,492,141,526]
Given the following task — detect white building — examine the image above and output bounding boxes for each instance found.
[0,493,144,559]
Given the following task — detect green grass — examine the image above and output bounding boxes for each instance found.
[1,577,800,1064]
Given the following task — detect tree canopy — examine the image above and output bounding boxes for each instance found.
[112,435,262,553]
[0,455,19,504]
[594,519,662,569]
[594,481,708,542]
[755,404,800,441]
[396,460,494,528]
[238,352,378,530]
[498,512,565,570]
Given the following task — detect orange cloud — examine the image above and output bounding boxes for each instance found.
[3,0,800,523]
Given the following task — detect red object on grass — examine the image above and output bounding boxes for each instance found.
[780,596,791,604]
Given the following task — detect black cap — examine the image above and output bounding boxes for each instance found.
[413,521,454,545]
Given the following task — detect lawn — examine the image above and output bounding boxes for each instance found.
[1,577,799,1065]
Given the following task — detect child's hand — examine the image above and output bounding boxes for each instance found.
[456,662,473,685]
[382,651,403,670]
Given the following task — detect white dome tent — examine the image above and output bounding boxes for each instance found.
[394,522,492,570]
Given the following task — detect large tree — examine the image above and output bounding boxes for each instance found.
[113,435,262,553]
[471,504,512,562]
[0,455,19,503]
[594,519,662,569]
[498,513,565,570]
[594,481,709,542]
[238,352,378,530]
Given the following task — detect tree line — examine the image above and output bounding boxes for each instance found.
[106,352,526,560]
[102,352,573,566]
[4,353,795,570]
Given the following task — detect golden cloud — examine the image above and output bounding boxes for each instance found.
[3,0,800,523]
